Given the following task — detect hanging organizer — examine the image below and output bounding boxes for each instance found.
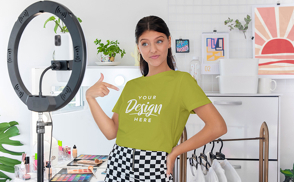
[178,122,269,182]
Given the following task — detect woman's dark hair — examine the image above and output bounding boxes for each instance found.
[135,15,176,76]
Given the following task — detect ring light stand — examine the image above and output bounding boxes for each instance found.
[7,1,87,181]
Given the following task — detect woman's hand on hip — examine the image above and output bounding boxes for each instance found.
[86,73,119,99]
[166,148,177,179]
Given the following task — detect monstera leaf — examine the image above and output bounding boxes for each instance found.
[0,121,23,181]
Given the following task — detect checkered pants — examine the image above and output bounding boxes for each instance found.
[104,144,174,182]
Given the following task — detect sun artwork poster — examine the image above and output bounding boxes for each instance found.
[201,32,229,74]
[254,5,294,75]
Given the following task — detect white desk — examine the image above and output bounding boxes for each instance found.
[13,160,108,182]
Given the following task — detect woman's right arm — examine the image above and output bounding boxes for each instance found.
[86,73,120,140]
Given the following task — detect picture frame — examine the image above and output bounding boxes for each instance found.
[175,39,189,53]
[252,4,294,78]
[201,32,229,74]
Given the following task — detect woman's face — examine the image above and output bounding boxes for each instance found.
[137,30,171,68]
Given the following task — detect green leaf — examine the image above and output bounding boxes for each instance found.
[0,124,10,134]
[0,121,23,177]
[0,146,23,156]
[0,126,20,140]
[280,169,294,177]
[54,21,59,34]
[0,157,21,167]
[0,164,14,173]
[0,171,11,181]
[77,17,82,23]
[8,122,18,127]
[0,122,23,156]
[43,16,56,28]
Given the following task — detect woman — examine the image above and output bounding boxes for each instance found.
[86,15,227,182]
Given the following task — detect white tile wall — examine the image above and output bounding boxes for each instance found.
[168,0,294,93]
[168,1,294,181]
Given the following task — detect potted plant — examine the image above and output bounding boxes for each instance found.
[281,165,294,182]
[94,39,126,62]
[43,16,82,61]
[224,15,251,39]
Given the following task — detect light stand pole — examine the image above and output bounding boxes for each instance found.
[36,113,45,182]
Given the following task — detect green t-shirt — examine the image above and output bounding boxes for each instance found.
[112,70,211,153]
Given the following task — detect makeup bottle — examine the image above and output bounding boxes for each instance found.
[72,145,77,158]
[20,161,26,179]
[67,147,71,160]
[34,153,37,171]
[63,146,68,160]
[45,161,52,180]
[25,156,30,173]
[58,140,63,161]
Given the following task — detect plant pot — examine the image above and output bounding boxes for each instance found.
[99,53,115,62]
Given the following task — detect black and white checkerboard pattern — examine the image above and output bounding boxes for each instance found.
[104,144,173,182]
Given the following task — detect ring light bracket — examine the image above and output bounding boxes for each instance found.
[7,1,87,112]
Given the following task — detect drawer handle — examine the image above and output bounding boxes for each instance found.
[233,165,241,169]
[213,101,242,105]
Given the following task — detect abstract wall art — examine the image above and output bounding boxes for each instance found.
[253,5,294,75]
[201,32,229,74]
[175,39,189,53]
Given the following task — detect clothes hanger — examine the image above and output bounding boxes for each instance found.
[198,155,209,171]
[189,156,199,169]
[200,144,211,167]
[216,138,226,160]
[189,149,200,176]
[192,148,197,159]
[209,141,217,163]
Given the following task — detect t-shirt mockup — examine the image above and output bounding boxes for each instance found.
[112,70,211,153]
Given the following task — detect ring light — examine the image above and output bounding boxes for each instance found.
[7,1,87,182]
[7,1,86,112]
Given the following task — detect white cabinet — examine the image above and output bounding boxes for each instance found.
[185,94,280,182]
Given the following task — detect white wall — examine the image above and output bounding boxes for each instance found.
[1,0,294,181]
[0,0,168,179]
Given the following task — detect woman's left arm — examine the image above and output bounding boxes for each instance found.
[166,103,227,178]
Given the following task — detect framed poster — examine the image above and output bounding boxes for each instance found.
[175,39,189,53]
[253,4,294,77]
[201,32,229,74]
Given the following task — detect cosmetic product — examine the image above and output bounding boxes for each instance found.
[23,173,31,180]
[67,168,92,174]
[24,156,30,173]
[76,159,102,165]
[45,162,52,180]
[88,166,97,179]
[67,146,71,160]
[34,153,37,170]
[72,145,77,158]
[19,161,26,179]
[63,146,68,160]
[14,164,20,178]
[58,140,63,161]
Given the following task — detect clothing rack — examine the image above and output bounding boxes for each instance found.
[178,122,269,182]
